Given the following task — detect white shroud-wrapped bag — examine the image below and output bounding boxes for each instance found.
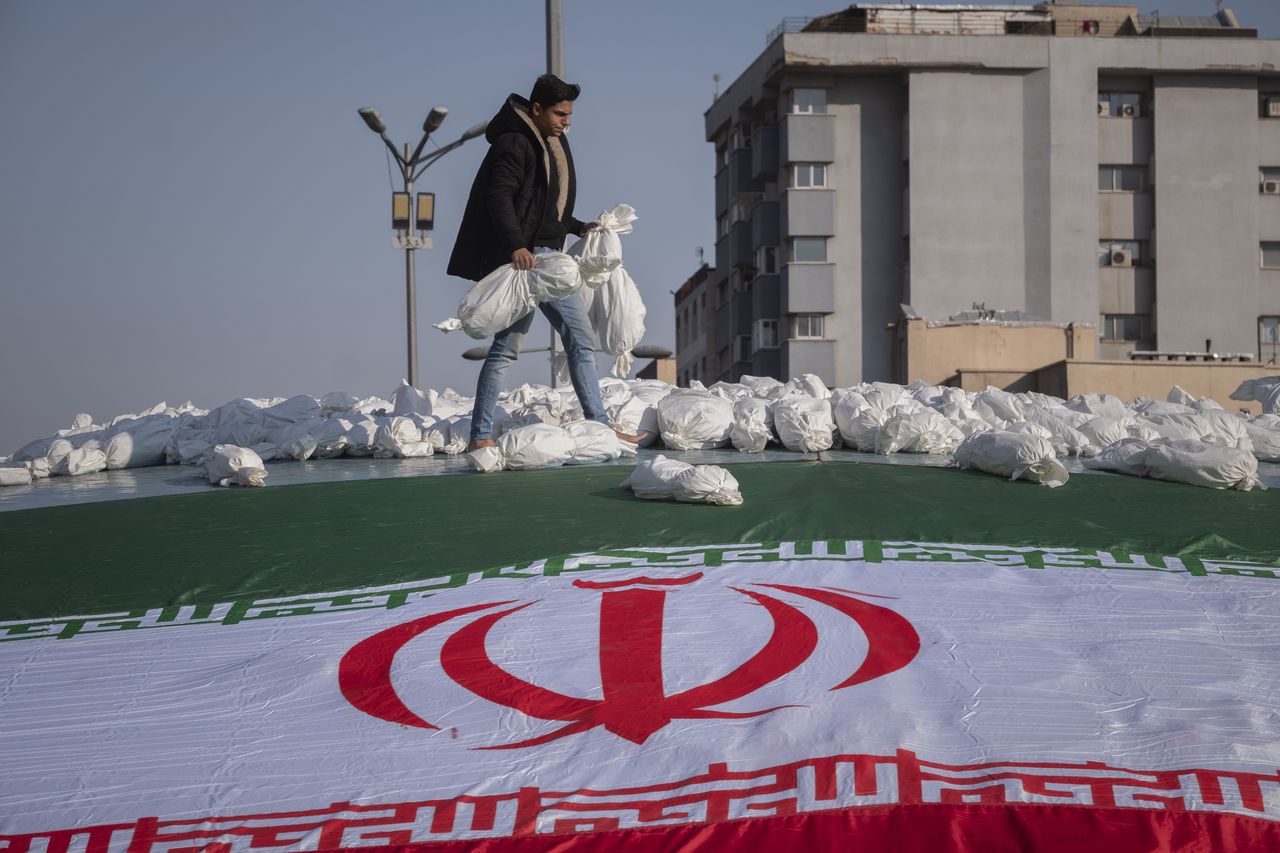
[572,204,647,378]
[453,252,584,339]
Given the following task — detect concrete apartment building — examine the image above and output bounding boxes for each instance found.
[675,0,1280,392]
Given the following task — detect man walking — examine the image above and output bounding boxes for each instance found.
[448,74,640,452]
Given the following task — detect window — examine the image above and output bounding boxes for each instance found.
[1098,165,1145,192]
[753,319,779,350]
[789,314,825,340]
[717,213,730,239]
[1098,92,1144,118]
[790,163,827,189]
[1263,242,1280,269]
[717,145,730,169]
[1260,94,1280,119]
[731,124,754,150]
[735,335,752,362]
[1100,314,1150,342]
[717,280,728,306]
[755,245,779,276]
[789,237,828,263]
[1261,316,1280,364]
[1098,240,1145,268]
[790,88,827,114]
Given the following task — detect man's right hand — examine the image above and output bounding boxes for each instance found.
[511,248,536,270]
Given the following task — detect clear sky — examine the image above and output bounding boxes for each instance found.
[2,0,1278,452]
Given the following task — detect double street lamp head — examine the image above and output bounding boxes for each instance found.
[358,106,448,140]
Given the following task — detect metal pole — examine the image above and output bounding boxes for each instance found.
[546,0,564,78]
[403,143,418,389]
[546,0,564,386]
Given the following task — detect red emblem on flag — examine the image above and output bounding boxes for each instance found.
[339,573,920,748]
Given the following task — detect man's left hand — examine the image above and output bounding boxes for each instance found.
[580,221,600,234]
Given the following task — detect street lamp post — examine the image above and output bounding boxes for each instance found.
[358,106,487,389]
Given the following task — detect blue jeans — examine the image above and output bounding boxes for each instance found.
[469,258,608,442]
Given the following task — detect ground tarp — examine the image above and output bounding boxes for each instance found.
[1,461,1279,850]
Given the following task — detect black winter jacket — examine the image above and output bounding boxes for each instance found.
[447,95,585,282]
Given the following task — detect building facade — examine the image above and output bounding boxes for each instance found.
[678,1,1280,388]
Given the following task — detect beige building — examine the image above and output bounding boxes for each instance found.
[894,308,1274,411]
[679,1,1280,391]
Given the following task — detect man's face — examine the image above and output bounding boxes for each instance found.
[531,100,573,137]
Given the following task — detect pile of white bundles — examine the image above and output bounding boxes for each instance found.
[436,203,647,382]
[4,375,1277,492]
[621,454,743,506]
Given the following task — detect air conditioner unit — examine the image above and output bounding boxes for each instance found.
[1111,248,1134,268]
[1097,100,1109,116]
[1263,180,1280,195]
[1120,104,1137,118]
[1268,97,1280,118]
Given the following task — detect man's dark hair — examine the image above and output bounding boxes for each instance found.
[529,74,581,109]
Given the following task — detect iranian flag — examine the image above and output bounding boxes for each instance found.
[3,531,1279,851]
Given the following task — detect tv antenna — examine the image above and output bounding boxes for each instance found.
[712,73,721,101]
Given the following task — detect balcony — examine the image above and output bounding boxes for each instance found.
[1098,192,1154,240]
[1098,117,1153,165]
[732,219,753,268]
[784,340,835,387]
[730,148,762,196]
[715,300,734,350]
[752,201,780,247]
[752,274,781,320]
[753,126,779,181]
[782,263,835,313]
[734,292,754,336]
[714,166,730,215]
[783,189,835,237]
[783,113,835,164]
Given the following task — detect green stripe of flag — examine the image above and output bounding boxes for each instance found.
[1,461,1277,622]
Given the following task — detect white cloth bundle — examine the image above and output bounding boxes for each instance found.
[495,423,576,471]
[1242,418,1280,462]
[730,397,773,453]
[875,410,964,456]
[951,431,1069,488]
[773,396,836,452]
[566,203,634,285]
[1230,376,1280,414]
[573,205,646,377]
[656,391,734,450]
[453,252,584,339]
[0,466,33,487]
[564,420,637,465]
[205,445,267,487]
[621,454,743,506]
[103,414,176,470]
[1087,438,1264,491]
[373,416,434,458]
[584,266,646,377]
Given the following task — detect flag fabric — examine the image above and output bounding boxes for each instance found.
[1,462,1278,851]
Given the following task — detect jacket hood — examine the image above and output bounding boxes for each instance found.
[485,94,541,145]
